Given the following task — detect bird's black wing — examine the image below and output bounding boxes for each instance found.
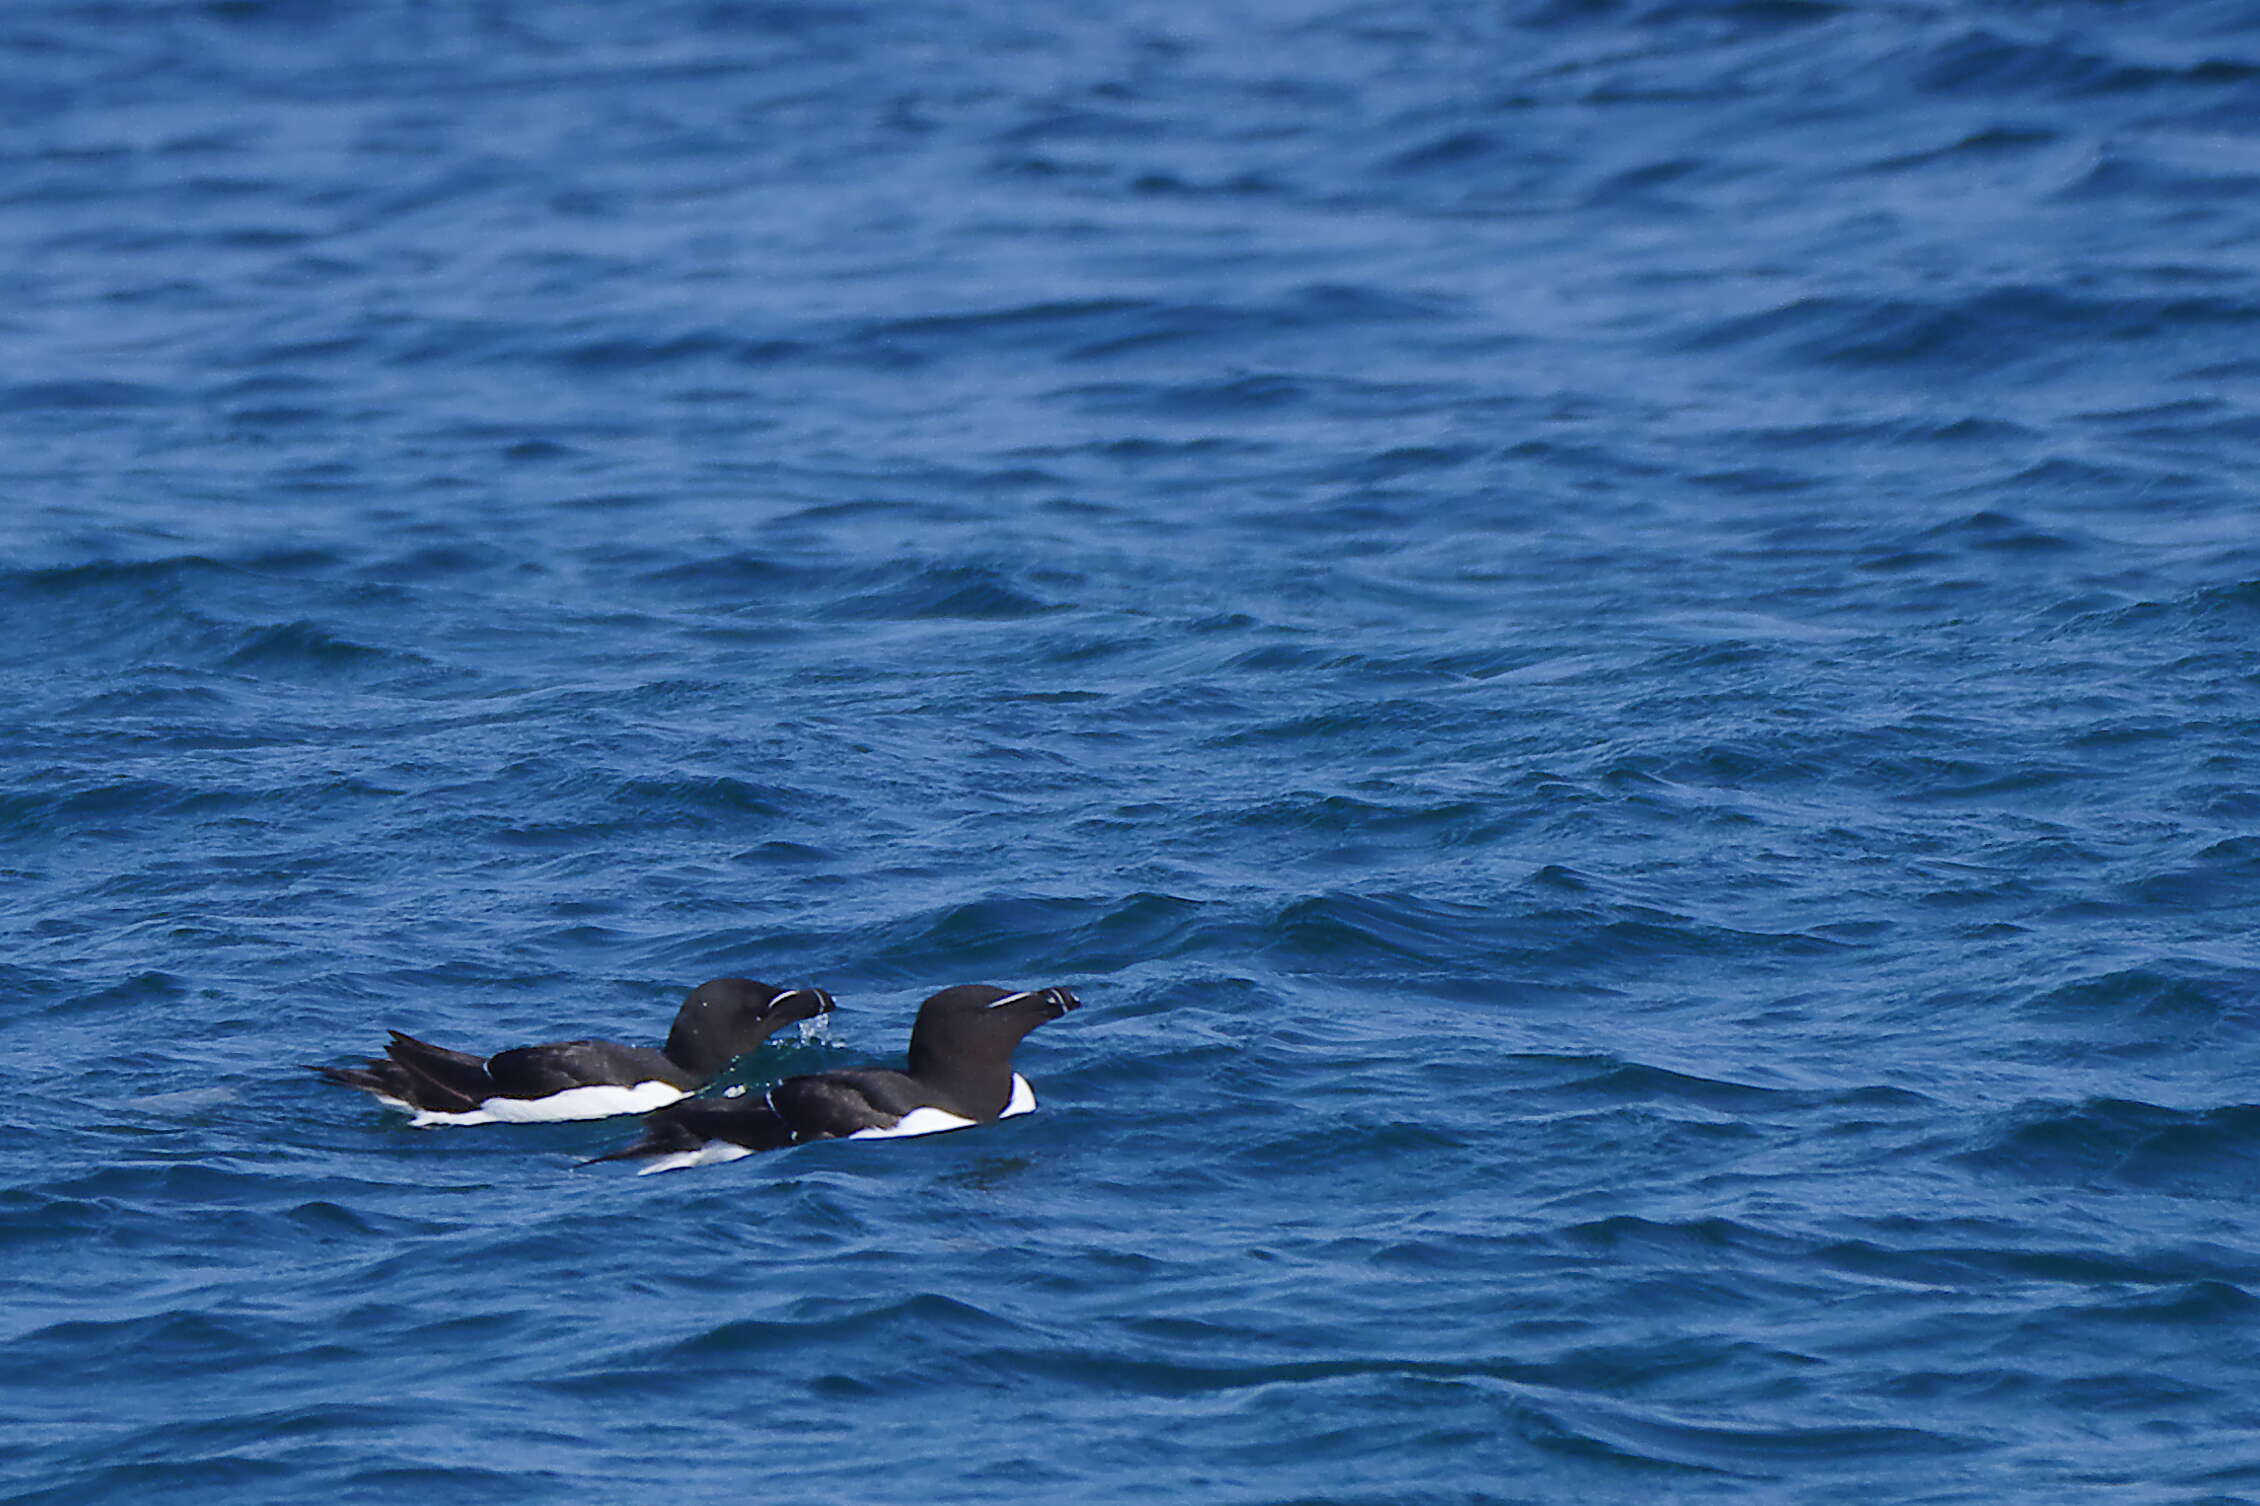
[582,1096,798,1164]
[484,1040,680,1097]
[768,1069,931,1139]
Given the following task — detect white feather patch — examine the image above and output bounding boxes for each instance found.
[846,1105,980,1140]
[408,1105,500,1129]
[844,1077,1037,1140]
[405,1080,686,1129]
[635,1141,755,1176]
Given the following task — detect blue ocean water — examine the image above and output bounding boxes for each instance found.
[5,0,2260,1500]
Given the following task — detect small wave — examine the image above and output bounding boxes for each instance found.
[2056,139,2260,204]
[1556,1212,1790,1261]
[1538,1396,1971,1476]
[774,496,991,528]
[856,890,1218,979]
[1209,697,1459,751]
[2068,1278,2260,1326]
[2117,834,2260,910]
[2014,964,2241,1059]
[0,378,171,410]
[63,679,234,718]
[1535,1059,1801,1112]
[862,297,1151,359]
[607,774,795,822]
[356,541,517,582]
[42,970,192,1016]
[1669,285,2213,377]
[542,1290,1041,1400]
[1864,123,2062,174]
[1060,371,1459,422]
[1957,1095,2260,1194]
[1267,889,1490,969]
[2186,578,2260,617]
[20,1454,298,1503]
[221,620,427,679]
[730,838,831,866]
[6,553,243,597]
[1252,884,1846,979]
[1914,25,2260,101]
[818,561,1063,622]
[1234,790,1501,844]
[675,1291,1028,1361]
[1814,1228,2244,1291]
[634,552,804,598]
[553,323,746,369]
[0,774,256,836]
[13,1308,282,1382]
[1920,507,2083,554]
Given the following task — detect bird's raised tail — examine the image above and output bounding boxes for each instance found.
[305,1035,487,1115]
[382,1031,496,1102]
[306,1061,406,1098]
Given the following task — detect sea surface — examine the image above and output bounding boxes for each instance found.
[5,1,2260,1502]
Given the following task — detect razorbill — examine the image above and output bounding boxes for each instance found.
[587,983,1078,1173]
[307,977,835,1127]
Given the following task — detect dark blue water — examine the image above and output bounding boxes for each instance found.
[7,1,2260,1500]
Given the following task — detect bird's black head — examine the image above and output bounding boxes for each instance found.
[905,983,1079,1073]
[667,977,836,1074]
[755,984,837,1028]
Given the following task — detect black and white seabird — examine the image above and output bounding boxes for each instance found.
[588,983,1078,1173]
[308,977,836,1127]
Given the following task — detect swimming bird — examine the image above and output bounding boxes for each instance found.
[308,977,836,1127]
[586,983,1078,1172]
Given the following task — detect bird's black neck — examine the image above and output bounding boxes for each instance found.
[906,1032,1016,1119]
[664,1008,745,1078]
